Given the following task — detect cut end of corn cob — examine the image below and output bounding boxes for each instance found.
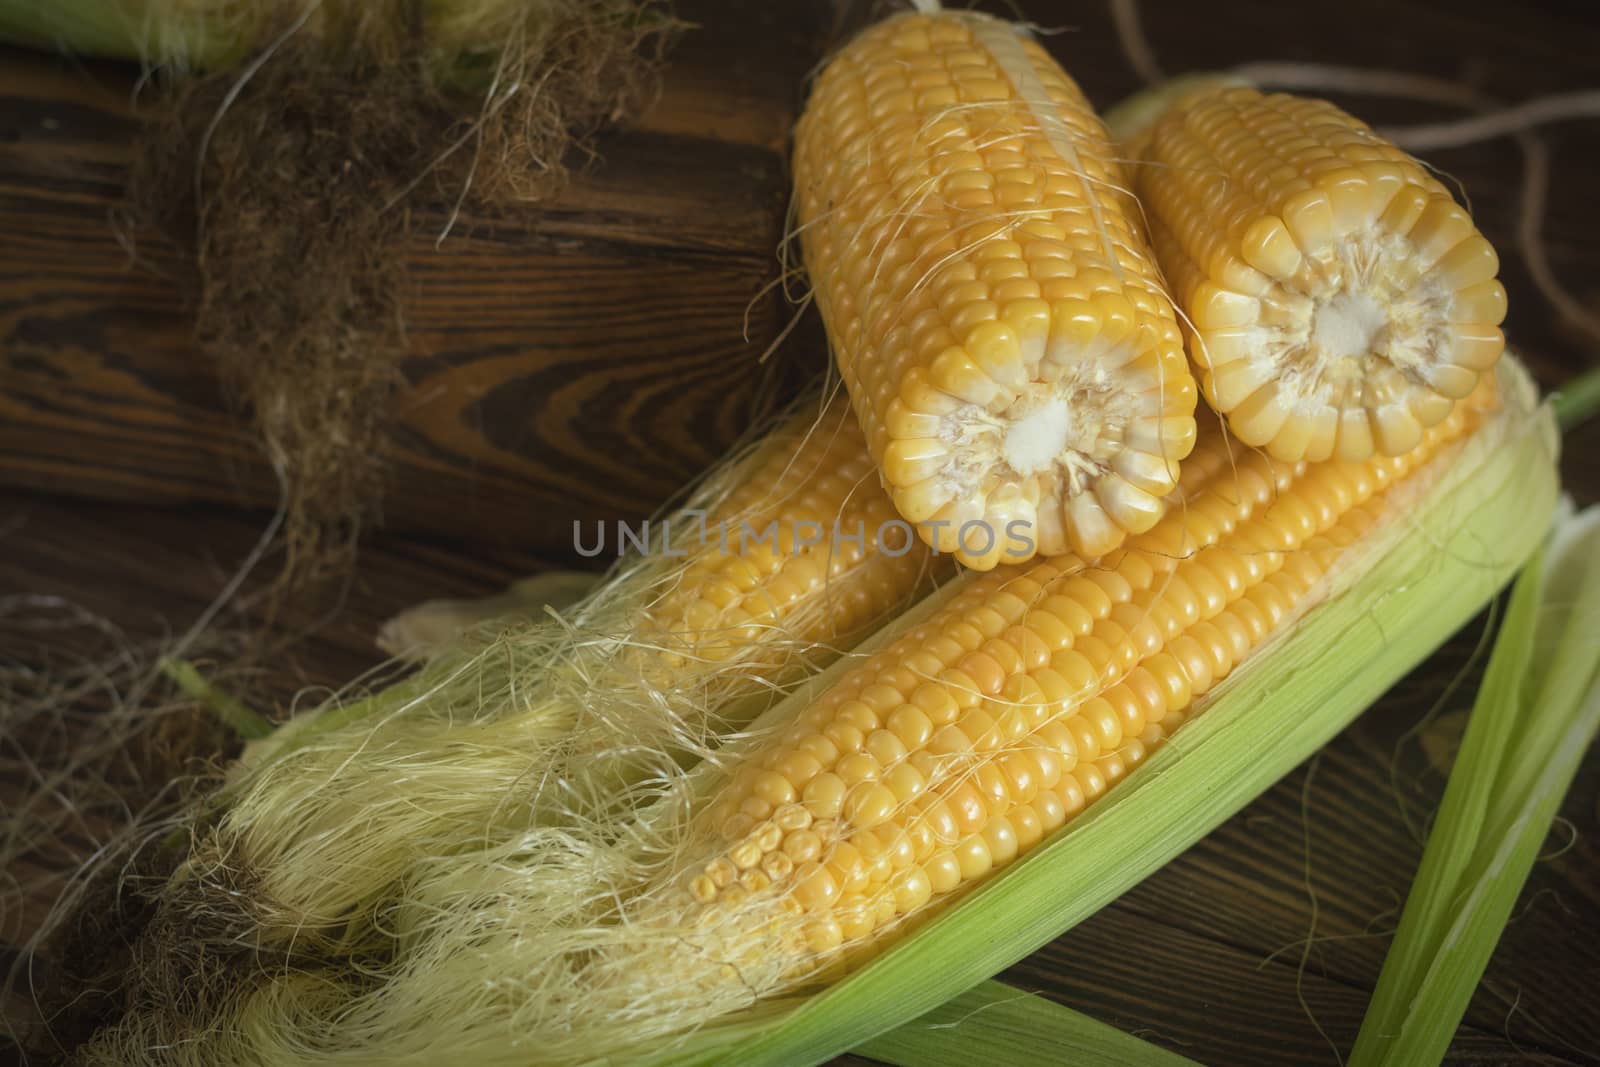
[1132,85,1507,463]
[794,13,1198,569]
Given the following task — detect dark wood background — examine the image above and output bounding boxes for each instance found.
[0,2,826,549]
[3,1,1598,1064]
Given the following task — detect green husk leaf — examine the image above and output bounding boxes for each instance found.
[157,656,274,741]
[0,0,673,88]
[0,0,261,69]
[636,355,1558,1067]
[1102,72,1250,142]
[1551,364,1600,431]
[1350,503,1600,1065]
[858,980,1199,1067]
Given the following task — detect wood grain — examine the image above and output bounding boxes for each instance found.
[0,0,831,552]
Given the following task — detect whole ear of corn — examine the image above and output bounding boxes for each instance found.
[211,391,945,945]
[1125,85,1507,462]
[794,13,1198,568]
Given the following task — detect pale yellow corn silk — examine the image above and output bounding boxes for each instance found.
[190,391,939,945]
[81,361,1539,1067]
[1126,84,1508,463]
[794,12,1198,569]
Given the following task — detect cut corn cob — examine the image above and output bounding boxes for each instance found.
[793,13,1198,568]
[678,384,1490,953]
[1126,84,1507,462]
[217,391,943,941]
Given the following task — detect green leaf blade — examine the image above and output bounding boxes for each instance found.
[859,980,1199,1067]
[1352,504,1600,1067]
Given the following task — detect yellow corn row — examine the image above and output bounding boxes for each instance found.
[1128,85,1507,462]
[678,385,1491,951]
[794,12,1198,569]
[635,392,941,679]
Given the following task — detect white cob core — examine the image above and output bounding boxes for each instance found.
[1311,290,1388,361]
[1002,397,1072,475]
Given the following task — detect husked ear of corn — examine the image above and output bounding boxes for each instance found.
[634,365,1551,1067]
[203,391,944,945]
[794,13,1198,569]
[1124,84,1506,462]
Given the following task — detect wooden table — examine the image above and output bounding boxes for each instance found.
[3,1,1597,1064]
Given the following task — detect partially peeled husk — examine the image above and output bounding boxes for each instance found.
[857,979,1201,1067]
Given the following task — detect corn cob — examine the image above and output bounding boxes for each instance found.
[1127,84,1506,462]
[215,391,943,942]
[677,386,1490,953]
[793,12,1198,568]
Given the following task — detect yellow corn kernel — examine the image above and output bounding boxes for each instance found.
[1128,85,1506,463]
[793,12,1197,568]
[641,392,938,672]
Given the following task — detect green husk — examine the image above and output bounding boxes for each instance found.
[633,355,1558,1066]
[1552,365,1600,431]
[859,980,1199,1067]
[158,656,274,741]
[1349,503,1600,1065]
[0,0,672,87]
[1102,72,1249,142]
[0,0,254,68]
